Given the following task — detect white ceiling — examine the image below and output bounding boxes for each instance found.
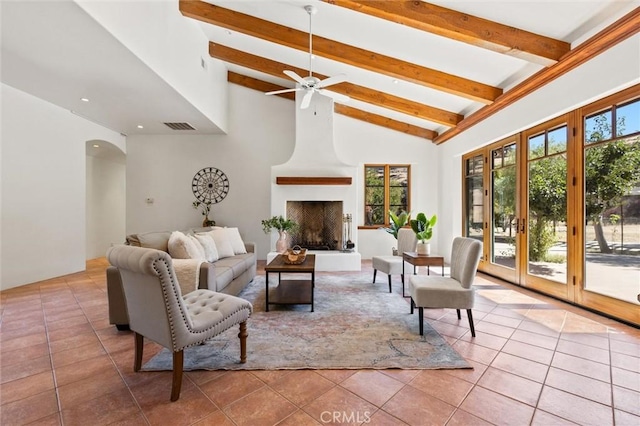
[2,0,638,139]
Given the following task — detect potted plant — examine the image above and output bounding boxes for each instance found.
[410,212,437,255]
[381,210,410,255]
[192,200,215,227]
[261,215,298,253]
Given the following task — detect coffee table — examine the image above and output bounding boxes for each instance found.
[265,254,316,312]
[401,252,445,297]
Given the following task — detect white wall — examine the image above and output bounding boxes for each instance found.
[436,34,640,262]
[126,83,437,259]
[86,152,126,259]
[1,84,124,290]
[77,0,228,132]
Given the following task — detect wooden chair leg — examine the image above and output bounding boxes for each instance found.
[467,309,476,337]
[239,321,248,364]
[456,309,461,319]
[373,270,377,283]
[418,307,424,335]
[171,350,184,401]
[134,332,143,372]
[387,275,392,293]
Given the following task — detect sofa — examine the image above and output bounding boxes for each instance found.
[106,226,257,330]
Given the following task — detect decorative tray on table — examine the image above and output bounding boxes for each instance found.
[283,245,307,264]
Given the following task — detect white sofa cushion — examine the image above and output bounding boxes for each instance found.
[194,233,219,262]
[207,229,235,259]
[168,231,205,260]
[225,227,247,254]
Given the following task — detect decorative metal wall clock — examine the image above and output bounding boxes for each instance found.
[192,167,229,204]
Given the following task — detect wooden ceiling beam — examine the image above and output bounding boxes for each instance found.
[323,0,570,66]
[228,72,438,140]
[179,0,501,103]
[212,43,462,127]
[434,7,640,145]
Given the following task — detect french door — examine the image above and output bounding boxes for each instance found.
[463,84,640,324]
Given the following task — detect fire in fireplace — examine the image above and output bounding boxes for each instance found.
[286,201,343,250]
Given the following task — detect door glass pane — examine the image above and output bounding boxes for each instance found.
[492,160,517,268]
[529,133,545,159]
[584,135,640,303]
[548,127,567,154]
[465,155,484,242]
[585,109,612,143]
[616,100,640,137]
[527,153,567,283]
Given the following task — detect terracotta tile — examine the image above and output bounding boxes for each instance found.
[0,342,49,368]
[530,409,579,425]
[555,338,610,364]
[0,354,52,384]
[474,321,515,339]
[562,314,610,333]
[54,354,115,387]
[379,369,420,384]
[551,352,610,383]
[490,352,548,383]
[47,322,94,342]
[25,412,63,425]
[57,369,128,408]
[46,315,91,331]
[408,369,473,407]
[0,371,55,405]
[139,385,217,426]
[0,389,59,425]
[316,369,357,384]
[458,330,507,351]
[340,371,404,407]
[199,370,265,408]
[613,385,640,416]
[276,409,322,426]
[452,340,498,365]
[609,331,640,344]
[477,367,542,406]
[545,367,612,405]
[446,409,493,426]
[501,339,554,365]
[185,369,228,386]
[303,386,378,425]
[101,412,147,425]
[128,371,190,405]
[610,338,640,357]
[0,332,48,352]
[615,409,640,426]
[272,370,335,406]
[44,308,85,323]
[50,340,106,369]
[510,329,558,350]
[560,332,609,350]
[48,331,101,354]
[0,323,46,342]
[61,388,141,426]
[490,306,528,320]
[191,409,236,426]
[459,386,535,425]
[537,386,613,426]
[428,320,470,339]
[612,367,640,392]
[517,319,562,338]
[445,359,488,384]
[481,312,522,328]
[224,386,297,426]
[611,351,640,373]
[381,385,455,426]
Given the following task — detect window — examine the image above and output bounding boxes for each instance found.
[364,164,410,226]
[464,154,484,240]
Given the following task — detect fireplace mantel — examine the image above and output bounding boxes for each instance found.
[276,177,352,185]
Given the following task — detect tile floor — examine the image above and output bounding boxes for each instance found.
[1,259,639,425]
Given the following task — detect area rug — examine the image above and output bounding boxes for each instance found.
[142,273,472,371]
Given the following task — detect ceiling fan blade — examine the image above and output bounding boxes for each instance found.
[283,70,308,86]
[300,90,314,109]
[317,89,350,103]
[316,73,347,89]
[265,88,300,96]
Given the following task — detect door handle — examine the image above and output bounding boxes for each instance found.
[520,218,526,234]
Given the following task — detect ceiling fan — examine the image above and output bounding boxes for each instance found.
[265,4,349,109]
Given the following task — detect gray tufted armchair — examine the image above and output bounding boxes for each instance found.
[107,245,253,401]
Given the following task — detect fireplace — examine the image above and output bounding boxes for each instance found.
[286,201,342,250]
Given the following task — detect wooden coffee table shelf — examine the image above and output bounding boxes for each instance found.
[265,254,316,312]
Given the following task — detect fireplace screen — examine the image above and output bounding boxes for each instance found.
[286,201,343,250]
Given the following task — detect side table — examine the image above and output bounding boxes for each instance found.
[401,252,445,297]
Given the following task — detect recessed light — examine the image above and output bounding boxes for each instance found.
[93,144,100,148]
[137,125,144,129]
[81,98,89,102]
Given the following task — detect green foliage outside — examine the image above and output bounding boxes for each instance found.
[365,166,408,225]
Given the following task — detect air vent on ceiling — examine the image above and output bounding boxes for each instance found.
[163,122,196,131]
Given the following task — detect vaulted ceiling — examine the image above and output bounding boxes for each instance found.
[182,0,639,143]
[2,1,638,142]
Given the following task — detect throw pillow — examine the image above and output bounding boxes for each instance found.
[188,235,206,259]
[225,227,247,254]
[207,229,235,259]
[168,231,205,260]
[194,233,219,262]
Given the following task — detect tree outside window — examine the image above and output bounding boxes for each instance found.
[364,165,410,226]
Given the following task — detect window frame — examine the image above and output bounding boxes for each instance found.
[361,164,411,229]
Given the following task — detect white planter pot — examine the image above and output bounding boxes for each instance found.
[416,242,431,255]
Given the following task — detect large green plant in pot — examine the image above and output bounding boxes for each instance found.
[382,210,410,240]
[410,213,437,254]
